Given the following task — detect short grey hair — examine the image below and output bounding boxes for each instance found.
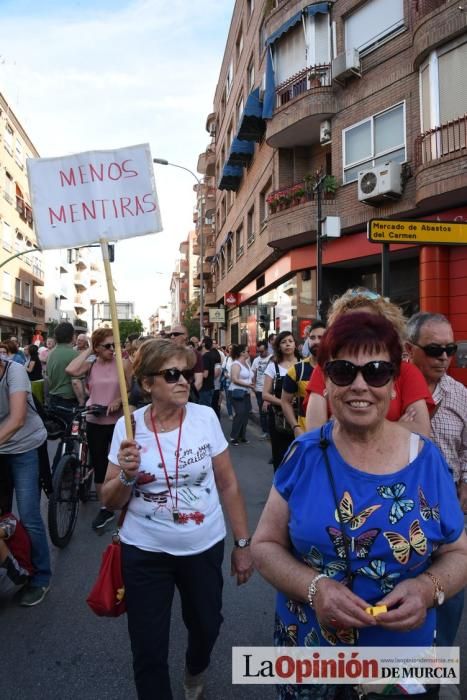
[406,312,451,343]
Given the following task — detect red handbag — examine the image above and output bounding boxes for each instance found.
[87,505,128,617]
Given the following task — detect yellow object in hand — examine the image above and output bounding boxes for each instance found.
[365,605,387,616]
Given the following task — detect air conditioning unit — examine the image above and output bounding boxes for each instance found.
[332,48,361,83]
[357,162,402,205]
[320,119,332,145]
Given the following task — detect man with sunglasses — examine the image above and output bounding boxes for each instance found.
[168,325,203,394]
[407,311,467,657]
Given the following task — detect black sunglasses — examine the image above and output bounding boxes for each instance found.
[100,343,115,350]
[325,360,395,387]
[168,332,185,338]
[413,342,457,358]
[149,367,195,384]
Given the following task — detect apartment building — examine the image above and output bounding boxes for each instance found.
[197,0,467,382]
[0,93,45,344]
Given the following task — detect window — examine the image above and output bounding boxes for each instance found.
[236,27,244,63]
[247,0,254,18]
[247,207,255,245]
[4,124,13,154]
[23,282,31,307]
[345,0,404,54]
[15,140,24,168]
[226,59,234,99]
[15,277,21,304]
[2,221,11,251]
[236,225,244,259]
[2,271,11,301]
[247,58,255,92]
[237,94,244,127]
[260,179,272,225]
[420,40,467,131]
[4,172,13,204]
[227,239,233,270]
[343,103,406,183]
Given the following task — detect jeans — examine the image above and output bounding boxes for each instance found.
[122,540,224,700]
[8,448,51,587]
[255,391,269,434]
[211,389,221,419]
[199,388,214,408]
[436,588,464,646]
[222,383,233,416]
[230,393,251,441]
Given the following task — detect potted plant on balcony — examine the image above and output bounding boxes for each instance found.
[266,192,278,214]
[309,71,322,88]
[292,185,306,205]
[278,192,292,210]
[304,172,339,199]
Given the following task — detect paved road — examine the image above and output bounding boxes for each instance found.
[2,411,466,699]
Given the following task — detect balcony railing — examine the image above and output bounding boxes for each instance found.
[415,114,467,166]
[267,180,335,214]
[276,64,331,109]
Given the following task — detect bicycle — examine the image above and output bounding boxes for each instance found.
[47,404,106,548]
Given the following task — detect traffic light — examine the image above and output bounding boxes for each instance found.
[108,244,115,262]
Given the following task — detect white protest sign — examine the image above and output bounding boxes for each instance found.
[27,143,162,249]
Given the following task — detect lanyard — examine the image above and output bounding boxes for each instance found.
[150,409,184,522]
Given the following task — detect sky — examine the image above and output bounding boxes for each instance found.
[0,0,233,326]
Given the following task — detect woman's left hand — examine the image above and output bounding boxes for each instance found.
[231,547,254,586]
[372,578,431,631]
[107,398,122,415]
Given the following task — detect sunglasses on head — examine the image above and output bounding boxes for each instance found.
[149,367,195,384]
[325,360,395,387]
[168,332,185,338]
[413,342,457,358]
[100,343,115,350]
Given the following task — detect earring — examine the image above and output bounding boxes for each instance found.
[391,389,396,400]
[323,389,328,398]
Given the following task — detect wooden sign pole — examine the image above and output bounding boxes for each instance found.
[100,237,133,439]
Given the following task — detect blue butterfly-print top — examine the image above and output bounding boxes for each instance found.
[273,421,464,648]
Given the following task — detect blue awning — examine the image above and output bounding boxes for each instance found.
[237,87,266,142]
[218,164,243,192]
[262,50,276,120]
[304,2,329,18]
[265,9,303,47]
[227,137,255,166]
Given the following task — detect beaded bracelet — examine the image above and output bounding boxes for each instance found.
[119,469,136,487]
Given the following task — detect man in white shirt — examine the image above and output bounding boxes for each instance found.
[251,341,271,438]
[406,311,467,658]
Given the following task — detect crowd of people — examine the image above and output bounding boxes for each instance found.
[1,286,467,700]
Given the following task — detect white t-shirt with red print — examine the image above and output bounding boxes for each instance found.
[108,402,228,555]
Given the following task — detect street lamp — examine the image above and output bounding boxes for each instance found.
[313,172,326,321]
[153,158,204,339]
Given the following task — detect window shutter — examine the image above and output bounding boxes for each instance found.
[438,42,467,123]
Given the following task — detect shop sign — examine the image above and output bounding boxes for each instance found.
[299,319,314,338]
[208,308,225,323]
[224,292,238,307]
[368,219,467,245]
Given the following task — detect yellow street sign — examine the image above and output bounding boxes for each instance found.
[368,219,467,245]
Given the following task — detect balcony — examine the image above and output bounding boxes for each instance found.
[266,181,337,251]
[74,271,88,290]
[74,293,87,312]
[197,143,216,177]
[195,261,211,278]
[266,64,336,148]
[414,115,467,207]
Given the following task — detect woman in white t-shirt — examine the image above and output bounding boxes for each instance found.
[262,331,300,471]
[102,339,253,700]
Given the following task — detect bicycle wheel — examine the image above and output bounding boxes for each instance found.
[48,453,80,548]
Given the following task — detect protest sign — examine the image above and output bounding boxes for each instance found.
[27,143,162,249]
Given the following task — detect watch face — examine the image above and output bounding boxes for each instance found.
[236,538,249,547]
[437,590,445,606]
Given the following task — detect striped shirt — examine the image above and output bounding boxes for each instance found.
[431,373,467,483]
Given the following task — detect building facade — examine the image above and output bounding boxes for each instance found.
[197,0,467,383]
[0,93,44,344]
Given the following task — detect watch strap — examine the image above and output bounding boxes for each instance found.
[234,537,251,548]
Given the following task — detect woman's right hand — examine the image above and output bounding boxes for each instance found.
[117,439,141,479]
[313,577,376,629]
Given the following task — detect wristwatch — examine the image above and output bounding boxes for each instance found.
[421,571,445,607]
[234,537,251,548]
